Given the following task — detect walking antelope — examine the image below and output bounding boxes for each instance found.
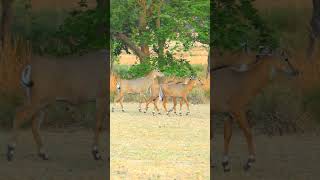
[158,76,203,115]
[211,50,299,172]
[7,50,108,161]
[111,69,164,112]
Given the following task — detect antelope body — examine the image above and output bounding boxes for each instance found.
[159,77,202,115]
[211,53,299,172]
[112,70,164,112]
[7,50,108,161]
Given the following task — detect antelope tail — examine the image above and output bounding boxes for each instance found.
[21,64,33,103]
[116,81,121,93]
[159,85,164,101]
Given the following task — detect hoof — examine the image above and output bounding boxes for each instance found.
[38,152,49,160]
[144,111,147,113]
[152,111,155,116]
[121,109,125,112]
[179,112,182,116]
[92,149,102,160]
[6,145,15,161]
[222,161,231,172]
[138,108,141,112]
[158,112,161,115]
[243,158,255,171]
[186,112,190,116]
[166,112,170,116]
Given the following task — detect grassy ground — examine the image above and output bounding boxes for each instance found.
[111,103,210,179]
[213,131,320,180]
[0,130,107,180]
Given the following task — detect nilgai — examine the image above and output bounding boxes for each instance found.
[6,50,108,161]
[211,51,299,172]
[159,76,203,115]
[144,77,190,115]
[111,69,164,112]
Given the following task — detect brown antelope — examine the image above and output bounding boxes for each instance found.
[212,51,299,172]
[111,69,164,112]
[6,50,108,161]
[143,77,190,115]
[158,76,203,115]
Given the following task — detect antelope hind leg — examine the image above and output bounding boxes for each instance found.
[7,104,41,161]
[32,109,49,160]
[92,99,107,160]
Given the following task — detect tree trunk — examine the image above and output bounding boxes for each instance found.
[156,0,165,58]
[0,0,14,47]
[307,0,320,61]
[96,0,107,10]
[114,32,148,60]
[138,0,150,61]
[206,49,210,79]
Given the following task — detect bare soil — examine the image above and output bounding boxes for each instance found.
[213,132,320,180]
[0,130,107,180]
[111,103,210,179]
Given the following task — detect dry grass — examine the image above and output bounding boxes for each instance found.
[111,103,210,179]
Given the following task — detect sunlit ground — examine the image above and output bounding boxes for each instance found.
[111,103,210,179]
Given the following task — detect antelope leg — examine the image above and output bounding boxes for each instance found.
[32,109,49,160]
[233,111,256,171]
[7,103,43,161]
[222,115,233,171]
[92,98,107,160]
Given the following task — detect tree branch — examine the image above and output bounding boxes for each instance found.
[112,32,148,61]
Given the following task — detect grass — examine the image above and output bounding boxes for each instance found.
[111,103,210,179]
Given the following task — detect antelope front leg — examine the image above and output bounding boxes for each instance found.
[162,97,169,115]
[92,99,107,160]
[32,110,49,160]
[7,104,39,161]
[182,97,190,115]
[233,111,256,171]
[169,97,177,114]
[179,98,183,116]
[222,115,233,172]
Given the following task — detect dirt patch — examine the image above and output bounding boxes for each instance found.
[213,132,320,180]
[0,130,107,180]
[111,103,210,179]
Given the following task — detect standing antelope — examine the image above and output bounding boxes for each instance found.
[158,76,203,115]
[111,69,164,112]
[212,51,299,172]
[6,50,108,161]
[144,77,190,115]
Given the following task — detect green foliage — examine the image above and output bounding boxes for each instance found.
[111,0,209,57]
[212,0,279,51]
[54,8,107,55]
[113,54,198,79]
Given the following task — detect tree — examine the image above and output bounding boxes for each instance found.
[210,0,279,78]
[0,0,14,47]
[307,0,320,61]
[111,0,209,63]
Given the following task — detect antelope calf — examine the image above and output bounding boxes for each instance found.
[6,50,108,161]
[212,51,299,172]
[111,69,164,112]
[159,76,203,115]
